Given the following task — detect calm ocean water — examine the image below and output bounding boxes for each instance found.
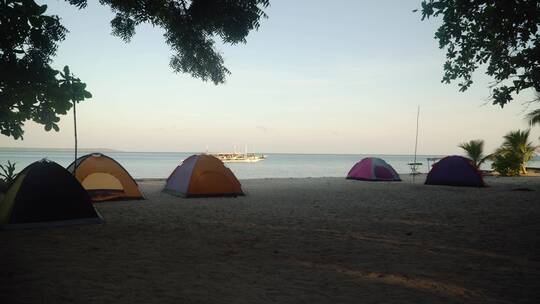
[0,150,539,179]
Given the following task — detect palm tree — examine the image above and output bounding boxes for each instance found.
[496,129,537,175]
[526,91,540,127]
[458,139,491,168]
[526,109,540,126]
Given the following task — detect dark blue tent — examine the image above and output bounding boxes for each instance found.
[425,155,485,187]
[0,160,103,230]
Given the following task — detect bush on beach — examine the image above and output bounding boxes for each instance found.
[0,161,17,193]
[491,153,522,176]
[492,130,537,176]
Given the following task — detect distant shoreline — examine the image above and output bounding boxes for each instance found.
[0,148,449,157]
[0,147,121,152]
[1,148,538,163]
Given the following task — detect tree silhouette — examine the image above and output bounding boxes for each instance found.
[1,0,269,139]
[418,0,540,107]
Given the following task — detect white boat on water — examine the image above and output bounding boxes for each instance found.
[209,152,266,163]
[206,145,266,163]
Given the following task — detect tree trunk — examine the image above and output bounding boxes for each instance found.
[73,100,77,175]
[521,164,527,175]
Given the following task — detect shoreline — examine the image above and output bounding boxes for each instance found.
[135,173,540,183]
[2,150,540,180]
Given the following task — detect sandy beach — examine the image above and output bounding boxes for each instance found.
[1,175,539,303]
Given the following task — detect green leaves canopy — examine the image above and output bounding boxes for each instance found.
[418,0,540,107]
[0,0,91,139]
[1,0,269,139]
[73,0,269,84]
[1,0,91,139]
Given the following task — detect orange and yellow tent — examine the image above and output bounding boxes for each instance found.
[67,153,144,202]
[163,154,243,197]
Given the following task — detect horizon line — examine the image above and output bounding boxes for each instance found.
[0,147,456,156]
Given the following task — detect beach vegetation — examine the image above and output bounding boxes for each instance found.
[0,1,91,140]
[525,92,540,128]
[1,0,269,140]
[491,153,522,177]
[527,109,540,127]
[0,160,17,192]
[458,140,491,168]
[492,130,538,176]
[417,1,540,107]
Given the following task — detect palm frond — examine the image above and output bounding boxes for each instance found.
[526,109,540,126]
[497,129,538,175]
[458,139,485,167]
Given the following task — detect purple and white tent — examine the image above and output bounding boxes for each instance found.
[346,157,401,181]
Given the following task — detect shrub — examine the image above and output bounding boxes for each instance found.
[0,161,18,186]
[491,153,521,176]
[491,129,538,175]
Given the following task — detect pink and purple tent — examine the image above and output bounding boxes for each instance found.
[347,157,401,181]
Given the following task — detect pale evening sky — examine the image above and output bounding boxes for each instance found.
[1,0,538,154]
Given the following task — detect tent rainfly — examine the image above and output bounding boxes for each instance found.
[0,160,103,230]
[347,157,401,181]
[67,153,144,202]
[425,155,485,187]
[163,154,244,197]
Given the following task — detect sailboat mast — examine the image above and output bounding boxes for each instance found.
[413,106,420,182]
[414,106,420,165]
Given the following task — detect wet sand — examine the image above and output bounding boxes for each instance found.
[1,175,539,303]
